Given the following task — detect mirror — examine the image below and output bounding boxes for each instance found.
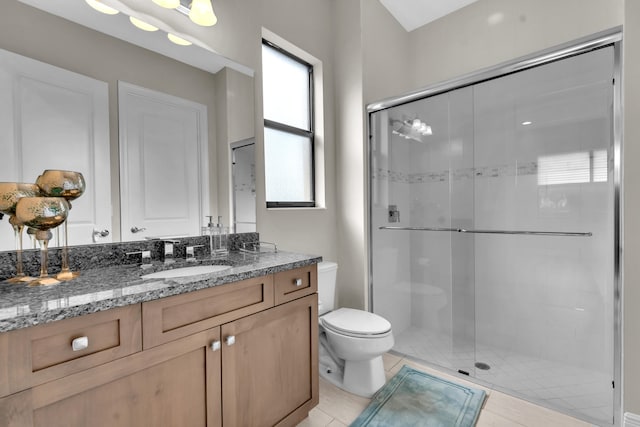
[0,0,255,250]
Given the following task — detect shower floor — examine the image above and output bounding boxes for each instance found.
[393,326,613,425]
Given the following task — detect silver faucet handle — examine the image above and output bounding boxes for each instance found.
[126,250,152,265]
[163,240,180,257]
[186,245,204,261]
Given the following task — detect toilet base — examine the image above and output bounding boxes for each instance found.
[342,356,386,398]
[319,349,386,398]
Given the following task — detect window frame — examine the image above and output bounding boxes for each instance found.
[262,39,315,208]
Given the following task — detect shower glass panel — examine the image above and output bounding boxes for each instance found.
[370,45,615,425]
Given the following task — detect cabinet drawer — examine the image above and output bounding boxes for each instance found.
[142,274,275,349]
[0,304,142,397]
[274,264,318,305]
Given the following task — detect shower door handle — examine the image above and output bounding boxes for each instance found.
[379,226,592,237]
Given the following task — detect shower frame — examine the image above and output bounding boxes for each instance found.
[366,27,623,425]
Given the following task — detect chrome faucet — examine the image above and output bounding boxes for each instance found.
[126,250,152,267]
[186,245,204,262]
[163,239,180,264]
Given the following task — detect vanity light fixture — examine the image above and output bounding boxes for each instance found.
[129,16,159,32]
[167,33,192,46]
[152,0,180,9]
[189,0,217,26]
[85,0,119,15]
[522,121,533,126]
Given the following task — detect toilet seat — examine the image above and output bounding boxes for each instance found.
[321,308,392,338]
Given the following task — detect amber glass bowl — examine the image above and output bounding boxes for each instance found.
[15,197,69,234]
[0,183,41,215]
[36,170,85,201]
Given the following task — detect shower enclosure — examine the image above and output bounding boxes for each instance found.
[368,32,620,425]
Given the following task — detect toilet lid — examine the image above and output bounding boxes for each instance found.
[321,308,391,336]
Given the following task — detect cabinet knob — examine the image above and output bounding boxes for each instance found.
[211,340,221,352]
[294,278,303,287]
[71,336,89,352]
[225,335,236,346]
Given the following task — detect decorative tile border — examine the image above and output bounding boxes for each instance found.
[374,161,539,184]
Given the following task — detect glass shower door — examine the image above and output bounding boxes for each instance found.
[370,86,477,378]
[369,43,617,425]
[471,46,615,423]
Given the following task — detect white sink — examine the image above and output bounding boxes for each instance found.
[141,265,232,280]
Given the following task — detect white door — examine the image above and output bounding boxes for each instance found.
[118,82,209,241]
[0,48,111,250]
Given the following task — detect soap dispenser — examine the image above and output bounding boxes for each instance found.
[202,215,215,256]
[203,215,228,256]
[213,216,229,255]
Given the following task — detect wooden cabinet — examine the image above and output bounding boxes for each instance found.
[0,267,319,427]
[273,264,317,305]
[0,304,142,397]
[24,328,221,427]
[142,274,275,349]
[222,294,318,427]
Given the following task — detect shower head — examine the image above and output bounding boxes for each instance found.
[390,118,432,142]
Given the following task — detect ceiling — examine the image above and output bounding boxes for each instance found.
[379,0,479,32]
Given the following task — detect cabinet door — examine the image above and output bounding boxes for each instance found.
[222,294,318,427]
[26,328,222,427]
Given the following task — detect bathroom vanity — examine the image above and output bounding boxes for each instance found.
[0,251,320,427]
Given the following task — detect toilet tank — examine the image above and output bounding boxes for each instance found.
[317,261,338,315]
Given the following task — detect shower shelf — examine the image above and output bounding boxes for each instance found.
[379,226,592,237]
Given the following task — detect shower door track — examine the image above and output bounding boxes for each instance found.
[379,226,592,237]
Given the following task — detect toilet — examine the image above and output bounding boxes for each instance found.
[317,261,394,398]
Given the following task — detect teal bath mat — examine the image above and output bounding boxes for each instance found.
[350,365,486,427]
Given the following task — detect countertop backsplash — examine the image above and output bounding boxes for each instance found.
[0,232,260,281]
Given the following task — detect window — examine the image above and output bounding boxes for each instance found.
[262,39,315,208]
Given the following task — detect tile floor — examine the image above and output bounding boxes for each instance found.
[394,327,613,424]
[297,353,598,427]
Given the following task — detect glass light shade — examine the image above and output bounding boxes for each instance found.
[152,0,180,8]
[167,33,192,46]
[129,16,159,32]
[85,0,119,15]
[189,0,217,26]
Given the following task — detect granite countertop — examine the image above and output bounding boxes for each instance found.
[0,250,321,333]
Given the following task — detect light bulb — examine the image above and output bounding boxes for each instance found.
[152,0,180,9]
[85,0,119,15]
[189,0,218,26]
[167,33,192,46]
[129,16,159,32]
